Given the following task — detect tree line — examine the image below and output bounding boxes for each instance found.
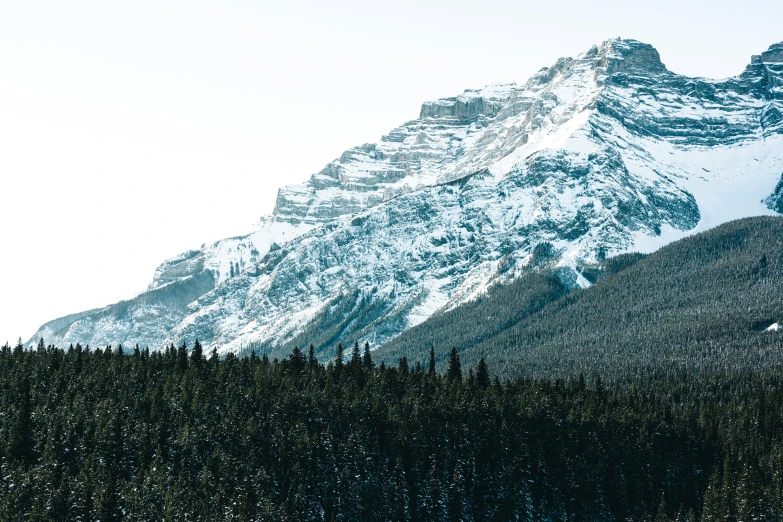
[3,339,783,520]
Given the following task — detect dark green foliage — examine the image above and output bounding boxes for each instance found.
[351,341,361,368]
[4,344,783,520]
[335,342,344,372]
[288,346,306,374]
[362,342,373,370]
[379,216,783,379]
[5,216,783,519]
[446,348,461,382]
[190,339,203,367]
[476,358,490,389]
[601,251,648,276]
[380,269,570,374]
[8,377,33,466]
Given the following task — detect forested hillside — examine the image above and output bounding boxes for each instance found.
[3,342,783,521]
[6,217,783,520]
[379,216,783,379]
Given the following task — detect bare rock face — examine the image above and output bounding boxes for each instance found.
[602,39,667,76]
[30,39,783,356]
[765,175,783,214]
[758,42,783,64]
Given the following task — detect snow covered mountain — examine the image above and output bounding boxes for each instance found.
[30,38,783,356]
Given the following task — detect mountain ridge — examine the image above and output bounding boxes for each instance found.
[30,37,783,354]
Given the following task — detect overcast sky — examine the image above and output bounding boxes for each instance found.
[1,0,781,345]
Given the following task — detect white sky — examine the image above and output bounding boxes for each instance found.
[1,0,781,346]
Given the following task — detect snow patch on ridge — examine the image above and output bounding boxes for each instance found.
[491,109,595,179]
[29,38,783,354]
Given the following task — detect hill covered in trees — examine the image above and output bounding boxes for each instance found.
[6,217,783,519]
[378,216,783,379]
[3,342,783,521]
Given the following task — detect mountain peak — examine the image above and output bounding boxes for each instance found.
[29,37,783,355]
[598,38,667,75]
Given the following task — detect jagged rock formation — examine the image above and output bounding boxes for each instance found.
[30,38,783,357]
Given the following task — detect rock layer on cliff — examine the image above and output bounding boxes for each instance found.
[30,38,783,356]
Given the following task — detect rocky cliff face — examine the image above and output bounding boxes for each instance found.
[30,39,783,356]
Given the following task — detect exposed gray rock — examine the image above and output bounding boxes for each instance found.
[30,38,783,355]
[764,174,783,214]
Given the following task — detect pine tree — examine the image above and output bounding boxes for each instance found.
[97,415,123,522]
[9,376,34,465]
[720,458,733,520]
[335,343,344,373]
[420,463,445,522]
[429,346,436,377]
[447,464,467,522]
[177,342,188,373]
[390,457,412,522]
[736,460,762,522]
[447,348,462,383]
[191,339,203,367]
[289,347,306,375]
[351,341,361,367]
[654,493,667,522]
[476,358,490,389]
[362,342,373,370]
[700,468,719,522]
[308,344,318,371]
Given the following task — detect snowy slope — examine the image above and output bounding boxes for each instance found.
[30,39,783,355]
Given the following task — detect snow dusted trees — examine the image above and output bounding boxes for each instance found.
[3,339,783,519]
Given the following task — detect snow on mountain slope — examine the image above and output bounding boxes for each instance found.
[143,82,523,295]
[30,39,783,355]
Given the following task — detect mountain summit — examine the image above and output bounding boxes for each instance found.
[31,38,783,356]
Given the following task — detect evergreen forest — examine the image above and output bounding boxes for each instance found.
[2,340,783,521]
[380,216,783,379]
[2,217,783,520]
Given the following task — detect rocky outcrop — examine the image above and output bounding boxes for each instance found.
[30,39,783,355]
[765,174,783,214]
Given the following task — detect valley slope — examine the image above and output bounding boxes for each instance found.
[378,216,783,379]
